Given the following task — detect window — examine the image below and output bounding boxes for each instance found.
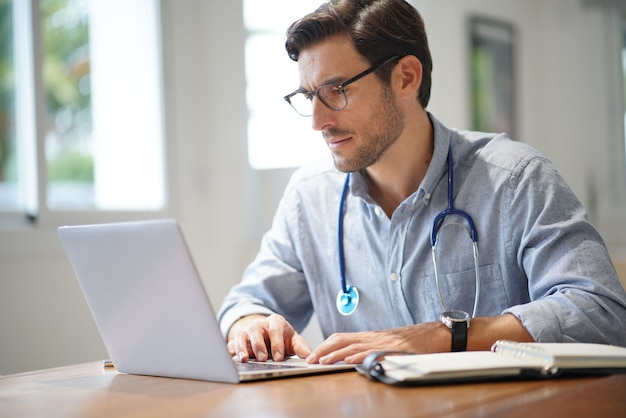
[0,0,164,219]
[622,13,626,169]
[0,0,18,211]
[42,0,92,210]
[243,0,327,170]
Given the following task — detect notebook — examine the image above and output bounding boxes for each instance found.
[357,340,626,385]
[57,219,354,383]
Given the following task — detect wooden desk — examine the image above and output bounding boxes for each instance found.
[1,362,625,417]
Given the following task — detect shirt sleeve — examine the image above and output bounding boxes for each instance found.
[217,176,314,338]
[502,154,626,346]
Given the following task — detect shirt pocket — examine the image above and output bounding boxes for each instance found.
[414,263,509,318]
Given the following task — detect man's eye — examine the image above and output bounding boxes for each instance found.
[329,87,343,96]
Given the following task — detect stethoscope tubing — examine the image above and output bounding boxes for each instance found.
[338,173,351,295]
[337,143,480,317]
[430,146,480,318]
[430,148,478,246]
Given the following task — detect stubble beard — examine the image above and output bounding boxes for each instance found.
[331,86,405,173]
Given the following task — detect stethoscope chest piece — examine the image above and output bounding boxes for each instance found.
[336,285,359,316]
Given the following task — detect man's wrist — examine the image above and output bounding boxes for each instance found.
[439,310,471,352]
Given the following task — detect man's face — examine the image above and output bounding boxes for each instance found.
[297,35,405,173]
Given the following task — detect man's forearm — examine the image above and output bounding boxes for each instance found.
[466,314,534,351]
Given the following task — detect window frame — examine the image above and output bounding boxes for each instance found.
[1,0,170,231]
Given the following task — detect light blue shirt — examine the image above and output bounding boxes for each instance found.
[218,114,626,346]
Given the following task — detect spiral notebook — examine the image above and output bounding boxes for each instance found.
[357,340,626,385]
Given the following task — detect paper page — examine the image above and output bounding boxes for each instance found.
[382,351,537,382]
[493,341,626,370]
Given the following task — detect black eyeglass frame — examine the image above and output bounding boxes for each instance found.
[283,55,401,117]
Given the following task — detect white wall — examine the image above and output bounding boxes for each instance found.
[422,0,626,236]
[1,0,625,375]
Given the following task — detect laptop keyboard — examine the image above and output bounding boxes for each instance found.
[236,361,303,371]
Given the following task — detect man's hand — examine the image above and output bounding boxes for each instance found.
[307,322,447,365]
[306,314,534,364]
[227,314,312,362]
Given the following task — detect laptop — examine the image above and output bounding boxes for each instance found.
[57,219,354,383]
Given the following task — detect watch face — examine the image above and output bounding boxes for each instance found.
[445,310,470,321]
[440,310,471,327]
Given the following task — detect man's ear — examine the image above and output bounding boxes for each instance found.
[394,55,422,101]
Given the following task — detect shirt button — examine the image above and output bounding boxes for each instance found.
[374,207,382,216]
[389,273,399,282]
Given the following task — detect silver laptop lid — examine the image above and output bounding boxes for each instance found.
[58,219,240,383]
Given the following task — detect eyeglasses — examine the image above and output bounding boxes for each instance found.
[284,55,400,117]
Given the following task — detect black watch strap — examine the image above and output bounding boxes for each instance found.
[440,310,470,352]
[450,320,468,352]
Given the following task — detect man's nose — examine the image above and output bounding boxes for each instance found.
[311,97,336,131]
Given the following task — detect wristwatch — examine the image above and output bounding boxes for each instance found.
[440,310,471,352]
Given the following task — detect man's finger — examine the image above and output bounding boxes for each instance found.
[247,322,270,361]
[290,332,313,359]
[267,315,287,361]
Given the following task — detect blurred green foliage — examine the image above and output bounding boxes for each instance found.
[48,151,93,182]
[0,0,15,182]
[0,0,93,185]
[41,0,92,183]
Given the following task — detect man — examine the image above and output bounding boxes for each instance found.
[218,0,626,365]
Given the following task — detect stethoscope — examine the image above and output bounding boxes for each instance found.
[336,144,480,317]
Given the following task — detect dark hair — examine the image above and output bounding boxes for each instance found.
[285,0,433,108]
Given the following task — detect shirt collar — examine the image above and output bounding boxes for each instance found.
[420,112,451,205]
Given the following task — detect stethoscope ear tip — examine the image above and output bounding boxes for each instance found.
[336,285,359,316]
